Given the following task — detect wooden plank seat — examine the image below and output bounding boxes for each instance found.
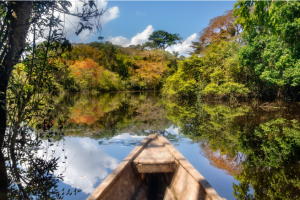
[132,138,177,173]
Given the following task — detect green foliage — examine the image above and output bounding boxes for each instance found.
[203,82,249,97]
[164,96,300,199]
[42,92,172,138]
[233,162,300,200]
[163,40,249,99]
[148,30,182,50]
[200,41,249,98]
[234,117,300,200]
[115,54,132,79]
[162,2,300,100]
[240,118,300,168]
[52,42,177,92]
[162,67,197,98]
[98,70,122,91]
[142,41,157,50]
[234,1,300,99]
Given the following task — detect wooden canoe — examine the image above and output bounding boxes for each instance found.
[87,133,223,200]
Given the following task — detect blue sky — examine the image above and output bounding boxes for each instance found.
[68,1,236,55]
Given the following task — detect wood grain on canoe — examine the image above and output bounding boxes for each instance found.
[134,139,175,164]
[157,134,223,200]
[164,187,177,200]
[87,134,156,200]
[133,138,177,173]
[169,165,209,200]
[98,164,142,200]
[132,163,177,173]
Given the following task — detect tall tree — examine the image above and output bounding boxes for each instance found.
[191,10,241,55]
[148,30,182,50]
[0,0,105,149]
[0,1,105,199]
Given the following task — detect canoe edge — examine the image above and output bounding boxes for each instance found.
[86,133,157,200]
[156,134,223,200]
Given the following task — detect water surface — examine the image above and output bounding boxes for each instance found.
[4,92,300,200]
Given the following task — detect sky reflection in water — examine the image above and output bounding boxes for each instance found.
[40,130,237,200]
[8,92,300,200]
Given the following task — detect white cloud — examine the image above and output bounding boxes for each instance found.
[166,33,198,55]
[36,138,119,194]
[166,126,179,135]
[112,133,146,139]
[107,36,130,46]
[108,25,154,47]
[78,30,92,43]
[108,28,197,56]
[101,6,120,25]
[130,25,154,45]
[31,133,148,194]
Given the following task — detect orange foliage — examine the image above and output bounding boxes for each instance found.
[192,10,241,54]
[201,144,244,176]
[48,58,55,64]
[202,10,241,44]
[71,59,102,72]
[134,53,167,89]
[70,114,98,125]
[200,10,237,43]
[70,45,103,62]
[69,105,105,125]
[70,59,104,87]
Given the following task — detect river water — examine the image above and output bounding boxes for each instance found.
[4,92,300,199]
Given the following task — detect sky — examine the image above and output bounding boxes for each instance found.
[67,1,236,55]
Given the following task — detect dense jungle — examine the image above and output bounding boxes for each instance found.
[1,1,300,200]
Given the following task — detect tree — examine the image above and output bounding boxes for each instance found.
[98,36,104,43]
[70,59,104,90]
[0,1,105,199]
[142,41,157,50]
[148,30,182,50]
[234,1,300,99]
[191,10,241,55]
[0,0,105,148]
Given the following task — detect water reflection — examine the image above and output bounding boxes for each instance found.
[165,99,300,199]
[3,92,300,199]
[43,137,119,194]
[51,92,172,138]
[2,130,78,200]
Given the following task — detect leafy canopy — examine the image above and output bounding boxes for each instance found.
[148,30,182,50]
[234,1,300,99]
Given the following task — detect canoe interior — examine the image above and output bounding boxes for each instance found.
[87,134,222,200]
[132,173,174,200]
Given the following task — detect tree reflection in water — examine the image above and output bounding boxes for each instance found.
[2,92,300,199]
[0,92,174,199]
[165,99,300,199]
[200,142,244,176]
[1,126,80,199]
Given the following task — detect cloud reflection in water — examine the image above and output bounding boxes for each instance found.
[40,133,147,194]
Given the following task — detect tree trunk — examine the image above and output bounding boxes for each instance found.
[0,1,32,149]
[0,151,7,200]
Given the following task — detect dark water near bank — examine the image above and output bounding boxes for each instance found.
[4,92,300,199]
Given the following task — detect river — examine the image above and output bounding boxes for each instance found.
[4,92,300,200]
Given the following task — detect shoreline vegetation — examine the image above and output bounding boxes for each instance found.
[2,1,300,199]
[11,1,300,103]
